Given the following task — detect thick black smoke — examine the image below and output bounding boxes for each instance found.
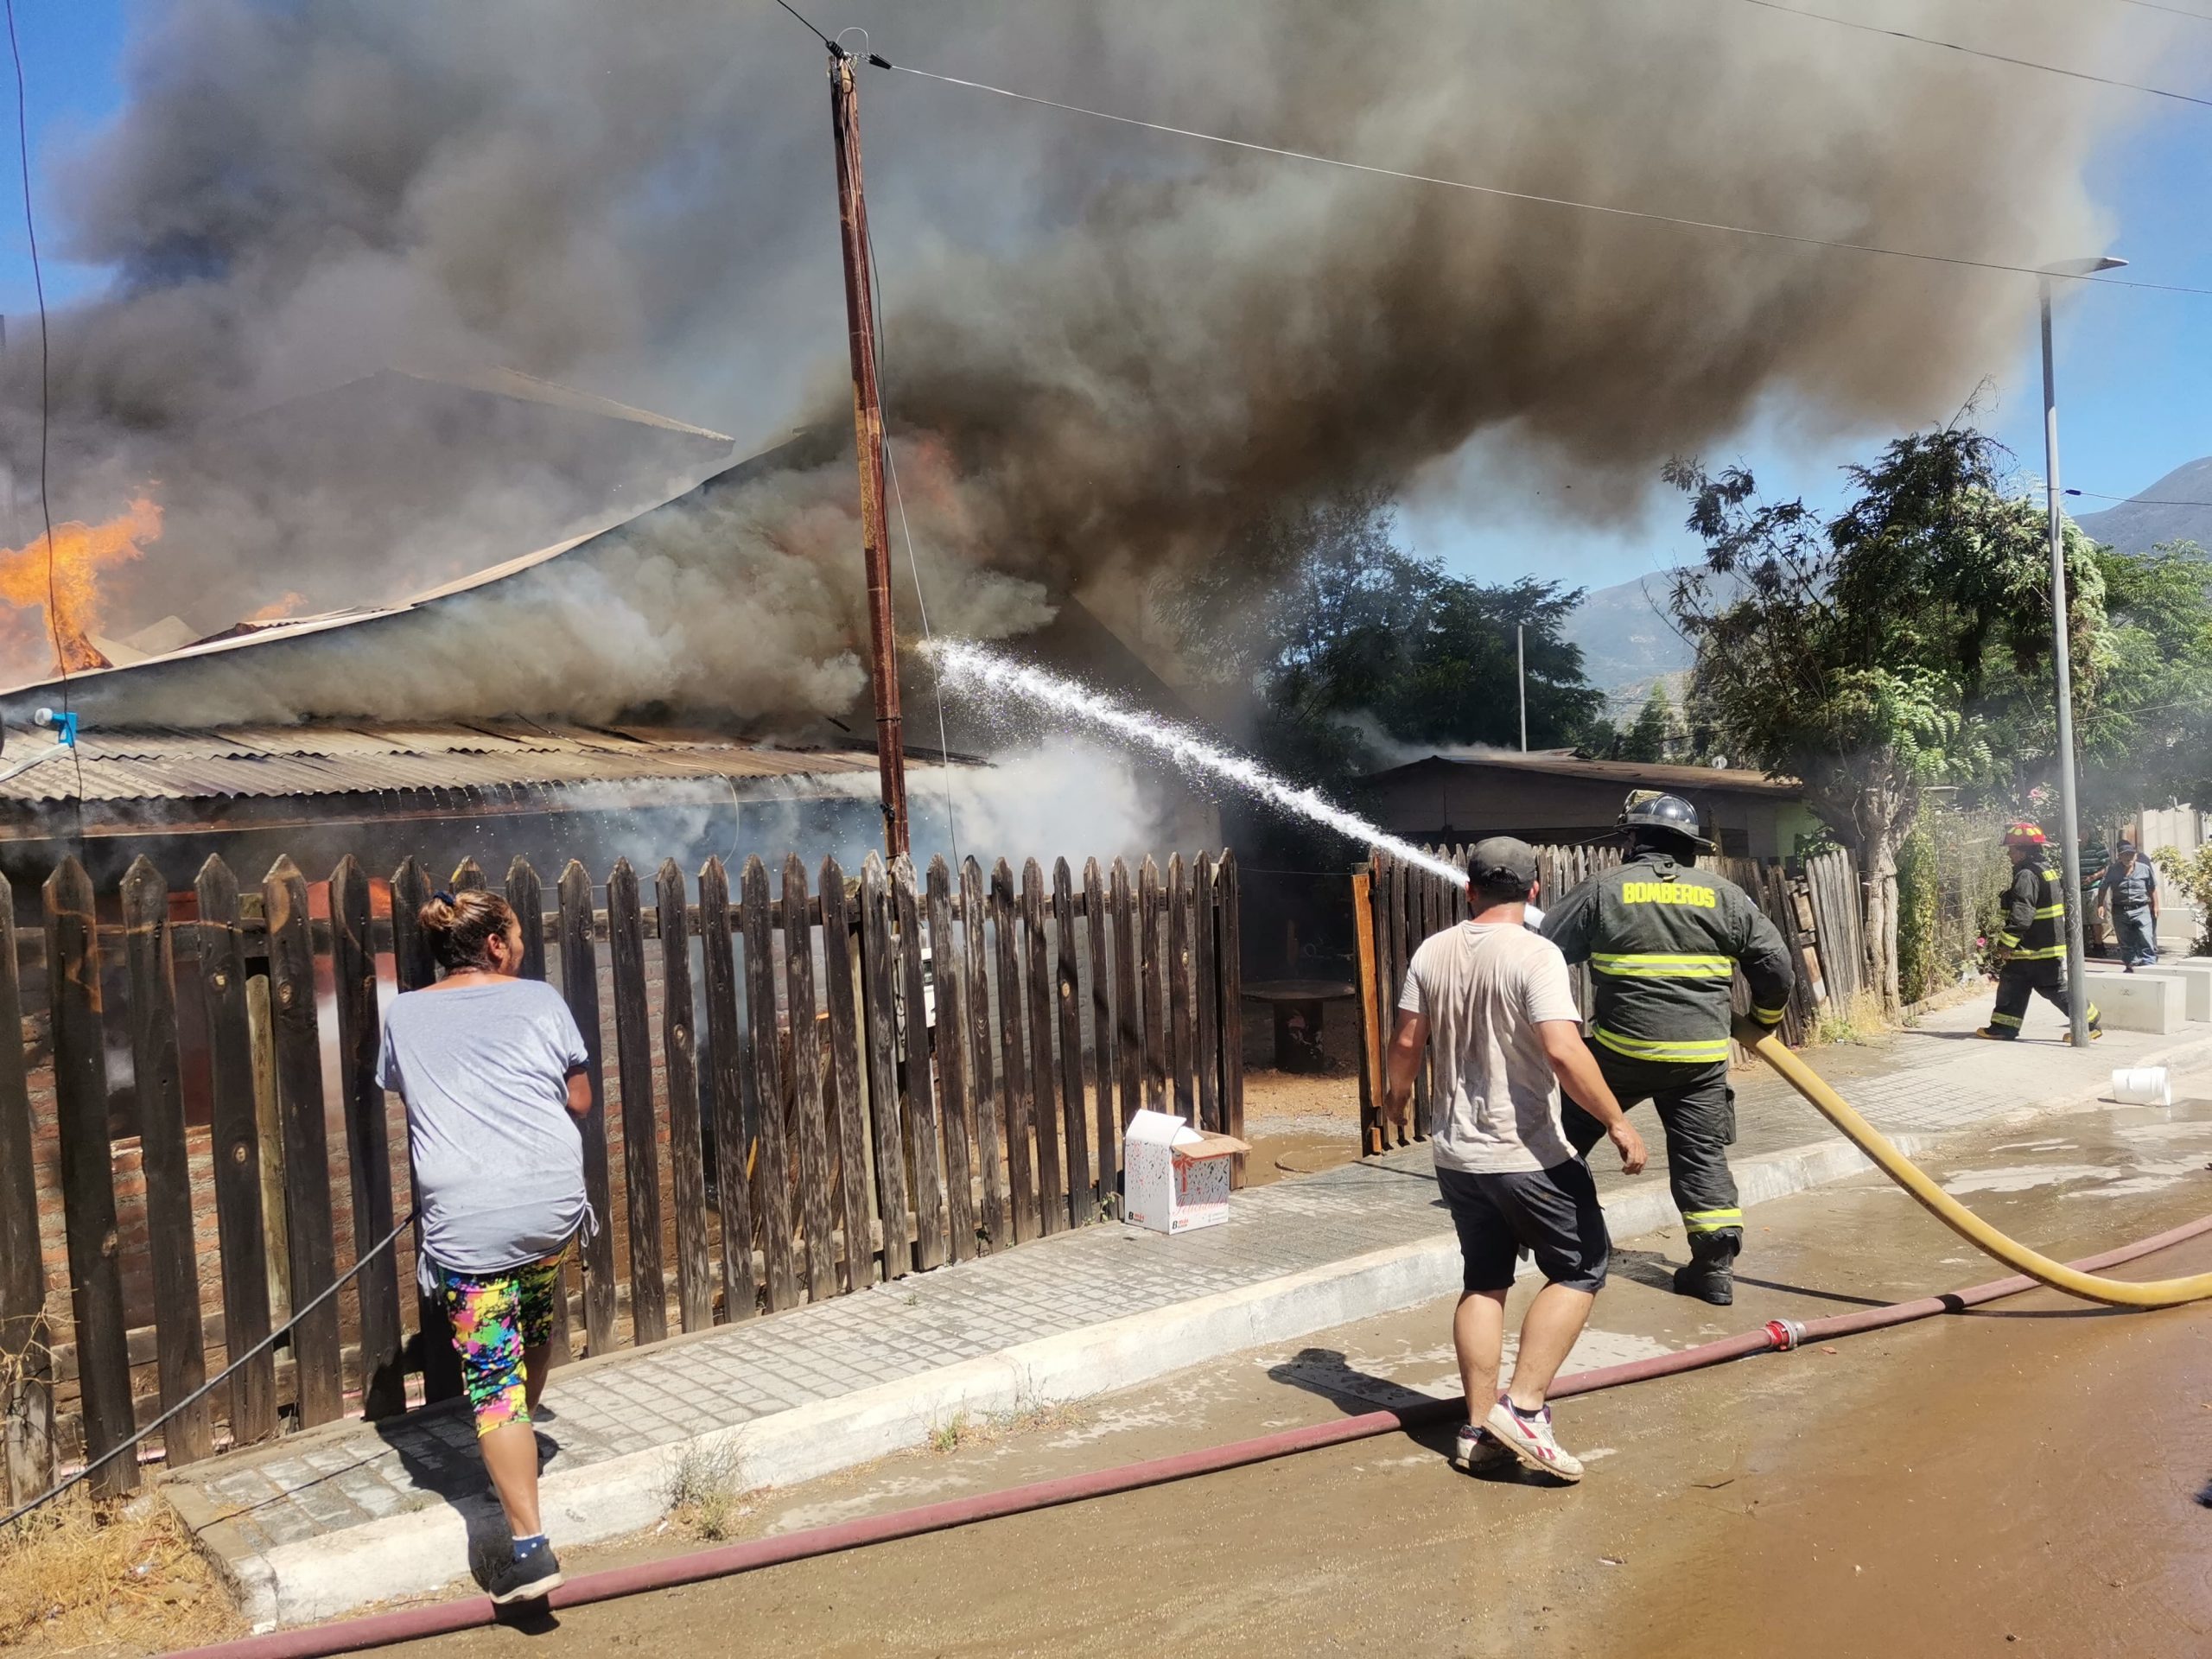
[0,0,2162,718]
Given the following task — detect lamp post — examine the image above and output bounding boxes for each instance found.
[2037,254,2126,1046]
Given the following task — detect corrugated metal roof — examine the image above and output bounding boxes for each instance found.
[0,720,916,807]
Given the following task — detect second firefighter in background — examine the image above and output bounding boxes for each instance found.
[1978,822,2101,1043]
[1541,791,1796,1306]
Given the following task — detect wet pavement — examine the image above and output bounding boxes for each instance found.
[393,1064,2212,1657]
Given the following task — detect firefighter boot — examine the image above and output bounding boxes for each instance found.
[1672,1231,1738,1306]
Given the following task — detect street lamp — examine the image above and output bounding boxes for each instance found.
[2038,253,2126,1046]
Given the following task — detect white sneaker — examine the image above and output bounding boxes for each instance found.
[1484,1396,1584,1482]
[1452,1422,1515,1471]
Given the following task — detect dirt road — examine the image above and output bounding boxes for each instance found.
[397,1077,2212,1658]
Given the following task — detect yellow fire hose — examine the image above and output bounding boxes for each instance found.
[1733,1016,2212,1308]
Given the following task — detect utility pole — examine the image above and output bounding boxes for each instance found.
[1516,623,1528,752]
[2037,257,2123,1045]
[828,44,909,856]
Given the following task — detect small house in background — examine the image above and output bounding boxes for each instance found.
[1364,750,1824,861]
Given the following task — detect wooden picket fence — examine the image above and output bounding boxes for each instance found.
[0,845,1243,1503]
[1351,842,1864,1153]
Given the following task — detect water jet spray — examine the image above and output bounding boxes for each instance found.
[925,638,1466,884]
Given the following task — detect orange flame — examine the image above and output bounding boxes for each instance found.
[247,591,308,623]
[0,496,162,675]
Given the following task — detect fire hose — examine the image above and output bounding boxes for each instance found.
[168,1210,2212,1659]
[1731,1014,2212,1307]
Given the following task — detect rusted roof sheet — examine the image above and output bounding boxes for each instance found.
[0,720,913,807]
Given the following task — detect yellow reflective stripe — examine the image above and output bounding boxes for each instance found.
[1751,1003,1786,1025]
[1995,933,2020,948]
[1683,1208,1743,1232]
[2012,945,2067,960]
[2085,1004,2101,1022]
[1988,1011,2022,1027]
[1590,952,1735,979]
[1592,1027,1733,1064]
[2033,905,2065,918]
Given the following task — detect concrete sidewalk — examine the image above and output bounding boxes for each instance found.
[165,985,2212,1630]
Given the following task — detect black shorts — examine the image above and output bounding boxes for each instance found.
[1436,1161,1610,1294]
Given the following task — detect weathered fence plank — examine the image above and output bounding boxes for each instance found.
[46,858,135,1494]
[961,857,1007,1250]
[741,857,800,1311]
[330,856,404,1419]
[860,855,912,1277]
[120,857,213,1465]
[507,858,548,983]
[1139,857,1166,1116]
[783,855,838,1301]
[607,860,667,1347]
[1110,859,1141,1135]
[820,858,874,1288]
[1192,852,1221,1136]
[1219,851,1245,1179]
[193,857,276,1441]
[991,859,1037,1243]
[1020,861,1065,1234]
[0,869,52,1502]
[1166,854,1195,1121]
[1084,858,1118,1212]
[1053,860,1094,1226]
[264,857,342,1429]
[557,861,619,1355]
[893,860,949,1271]
[927,858,978,1262]
[698,859,758,1320]
[656,862,712,1333]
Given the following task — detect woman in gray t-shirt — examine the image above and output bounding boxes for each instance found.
[377,888,589,1605]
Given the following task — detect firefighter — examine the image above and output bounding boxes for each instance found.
[1979,823,2102,1041]
[1541,791,1796,1305]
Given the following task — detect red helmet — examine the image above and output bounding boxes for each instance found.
[2003,823,2047,848]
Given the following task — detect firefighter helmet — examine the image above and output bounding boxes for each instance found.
[1619,790,1713,851]
[2003,822,2047,849]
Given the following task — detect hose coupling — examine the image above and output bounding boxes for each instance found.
[1764,1319,1805,1351]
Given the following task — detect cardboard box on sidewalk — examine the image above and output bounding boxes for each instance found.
[1122,1109,1252,1234]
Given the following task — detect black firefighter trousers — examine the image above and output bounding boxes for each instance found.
[1987,958,2101,1038]
[1560,1051,1743,1257]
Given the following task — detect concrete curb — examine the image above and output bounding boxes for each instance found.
[199,1027,2212,1629]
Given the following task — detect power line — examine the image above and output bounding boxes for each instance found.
[1728,0,2212,111]
[874,59,2212,296]
[767,0,834,48]
[2111,0,2212,22]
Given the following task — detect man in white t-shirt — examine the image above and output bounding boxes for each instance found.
[1384,836,1646,1483]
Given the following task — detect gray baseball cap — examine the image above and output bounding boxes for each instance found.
[1468,836,1539,889]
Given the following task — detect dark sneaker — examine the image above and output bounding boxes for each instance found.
[488,1537,564,1605]
[1973,1027,2016,1041]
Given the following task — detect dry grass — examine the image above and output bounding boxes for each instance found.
[662,1440,751,1542]
[1812,988,1891,1047]
[925,1398,1089,1454]
[0,1488,243,1657]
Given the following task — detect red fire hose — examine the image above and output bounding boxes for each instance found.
[169,1213,2212,1659]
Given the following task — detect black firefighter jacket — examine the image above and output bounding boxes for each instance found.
[1541,851,1797,1067]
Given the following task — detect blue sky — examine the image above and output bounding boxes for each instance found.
[0,2,2207,599]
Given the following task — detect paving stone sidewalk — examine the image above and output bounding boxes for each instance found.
[163,981,2212,1598]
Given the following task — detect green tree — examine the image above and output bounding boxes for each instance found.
[1617,683,1678,762]
[2075,540,2212,808]
[1171,484,1604,797]
[1664,425,2109,1008]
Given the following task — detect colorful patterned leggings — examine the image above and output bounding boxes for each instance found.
[438,1256,563,1435]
